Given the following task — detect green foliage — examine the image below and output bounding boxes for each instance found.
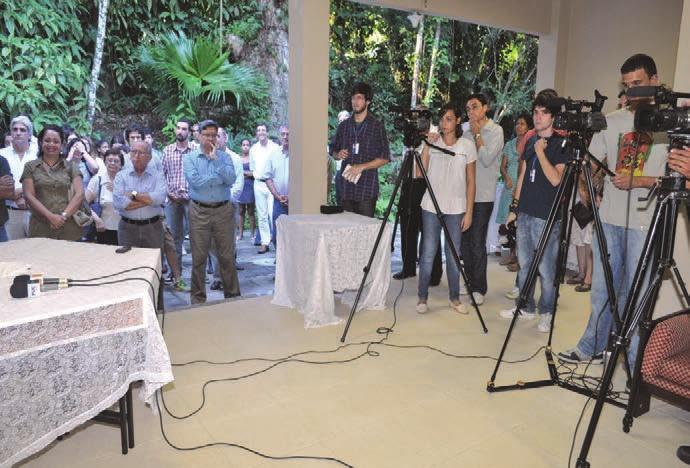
[138,31,269,144]
[0,0,90,133]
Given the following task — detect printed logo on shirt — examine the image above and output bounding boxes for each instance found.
[616,131,653,176]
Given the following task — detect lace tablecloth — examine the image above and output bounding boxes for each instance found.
[272,213,392,327]
[0,238,173,468]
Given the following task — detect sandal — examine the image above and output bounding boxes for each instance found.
[567,277,584,285]
[575,283,591,292]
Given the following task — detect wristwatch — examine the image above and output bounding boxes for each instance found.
[131,191,138,200]
[60,211,68,220]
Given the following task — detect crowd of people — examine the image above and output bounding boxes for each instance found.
[0,116,290,304]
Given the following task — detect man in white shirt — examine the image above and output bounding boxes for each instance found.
[0,115,38,240]
[266,126,289,247]
[249,123,280,254]
[460,94,505,305]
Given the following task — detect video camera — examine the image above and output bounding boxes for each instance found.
[630,86,690,134]
[394,106,432,148]
[551,90,608,133]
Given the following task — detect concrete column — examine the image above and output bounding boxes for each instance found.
[655,0,690,315]
[535,0,569,94]
[288,0,330,214]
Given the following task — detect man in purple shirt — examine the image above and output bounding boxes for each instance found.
[330,82,390,217]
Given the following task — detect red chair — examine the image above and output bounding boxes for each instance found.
[625,308,690,432]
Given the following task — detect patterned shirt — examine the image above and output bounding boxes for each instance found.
[0,144,37,208]
[330,114,390,202]
[162,141,199,200]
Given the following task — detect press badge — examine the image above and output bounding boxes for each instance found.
[352,142,359,155]
[530,168,536,183]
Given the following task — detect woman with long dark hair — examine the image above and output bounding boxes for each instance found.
[21,125,84,240]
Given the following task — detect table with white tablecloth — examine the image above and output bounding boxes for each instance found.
[272,213,392,328]
[0,238,173,468]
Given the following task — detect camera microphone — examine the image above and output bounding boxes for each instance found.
[625,86,658,99]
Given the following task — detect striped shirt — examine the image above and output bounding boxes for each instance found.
[162,141,199,200]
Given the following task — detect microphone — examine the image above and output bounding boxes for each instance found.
[10,274,71,299]
[625,86,658,99]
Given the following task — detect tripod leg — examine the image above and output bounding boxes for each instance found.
[340,150,414,343]
[412,151,488,333]
[488,162,576,387]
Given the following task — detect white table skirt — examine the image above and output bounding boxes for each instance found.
[0,238,173,468]
[272,213,392,327]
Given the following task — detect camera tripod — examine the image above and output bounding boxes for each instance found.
[340,138,488,342]
[486,132,634,403]
[575,171,690,467]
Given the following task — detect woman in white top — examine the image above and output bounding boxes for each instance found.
[85,149,123,245]
[417,103,477,314]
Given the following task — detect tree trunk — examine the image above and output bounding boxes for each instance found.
[240,0,288,128]
[410,15,425,108]
[87,0,109,129]
[423,19,441,106]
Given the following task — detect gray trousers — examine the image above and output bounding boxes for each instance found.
[117,218,164,249]
[189,201,239,303]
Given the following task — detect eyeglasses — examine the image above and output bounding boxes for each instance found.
[130,150,149,157]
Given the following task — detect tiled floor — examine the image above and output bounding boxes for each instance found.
[18,251,690,467]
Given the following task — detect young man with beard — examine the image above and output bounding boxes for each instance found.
[162,118,198,267]
[558,54,668,364]
[330,82,390,217]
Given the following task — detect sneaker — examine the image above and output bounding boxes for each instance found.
[472,292,484,305]
[449,300,468,315]
[174,278,190,292]
[557,348,603,364]
[505,287,519,300]
[499,307,536,320]
[459,284,469,295]
[163,273,174,285]
[537,314,552,333]
[416,301,428,314]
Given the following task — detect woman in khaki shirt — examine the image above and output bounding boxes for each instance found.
[21,124,84,241]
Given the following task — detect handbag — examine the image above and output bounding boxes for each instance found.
[68,183,93,227]
[572,201,594,229]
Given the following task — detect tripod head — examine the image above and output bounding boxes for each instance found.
[562,131,615,177]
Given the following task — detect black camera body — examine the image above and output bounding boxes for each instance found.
[394,107,432,147]
[552,90,608,133]
[632,87,690,134]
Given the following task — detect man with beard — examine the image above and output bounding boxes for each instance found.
[558,54,668,365]
[330,82,390,217]
[162,118,198,268]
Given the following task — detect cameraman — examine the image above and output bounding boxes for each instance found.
[558,54,668,365]
[499,89,569,333]
[330,82,390,217]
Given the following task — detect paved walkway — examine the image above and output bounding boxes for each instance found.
[163,227,404,310]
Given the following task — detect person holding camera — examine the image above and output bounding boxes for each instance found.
[460,93,504,305]
[415,103,476,315]
[498,90,569,333]
[558,54,668,364]
[330,82,390,218]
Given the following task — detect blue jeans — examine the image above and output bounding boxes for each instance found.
[165,199,189,263]
[418,209,464,301]
[0,225,7,242]
[515,213,560,315]
[272,199,288,246]
[576,223,647,362]
[460,201,494,294]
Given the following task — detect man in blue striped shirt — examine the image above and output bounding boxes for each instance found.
[183,120,240,303]
[113,141,167,248]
